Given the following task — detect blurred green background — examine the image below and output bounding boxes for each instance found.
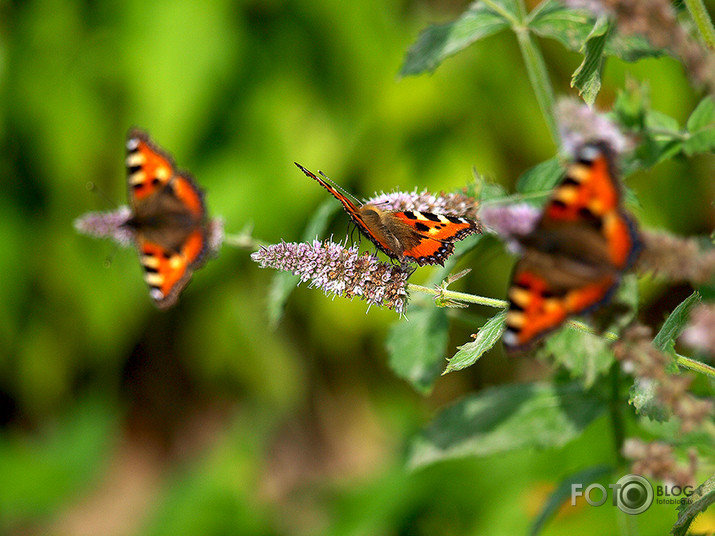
[1,0,714,534]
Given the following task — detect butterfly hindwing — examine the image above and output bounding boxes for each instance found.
[503,142,641,351]
[124,129,209,308]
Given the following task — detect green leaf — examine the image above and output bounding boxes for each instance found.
[386,306,449,394]
[400,1,511,76]
[528,0,594,51]
[528,2,662,62]
[443,310,506,374]
[686,96,715,132]
[516,157,562,194]
[530,465,613,536]
[571,18,609,105]
[266,198,339,327]
[407,381,605,469]
[672,473,715,536]
[653,291,701,354]
[683,129,715,156]
[544,329,614,388]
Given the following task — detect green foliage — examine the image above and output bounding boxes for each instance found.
[672,473,715,536]
[443,310,506,374]
[407,382,605,469]
[386,306,449,394]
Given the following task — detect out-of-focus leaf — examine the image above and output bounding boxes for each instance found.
[266,198,338,327]
[443,310,506,374]
[672,473,715,536]
[530,465,613,536]
[571,18,609,105]
[686,96,715,132]
[543,329,613,388]
[386,306,449,394]
[653,291,701,354]
[528,1,662,61]
[516,157,562,194]
[400,1,512,76]
[683,129,715,156]
[407,381,605,469]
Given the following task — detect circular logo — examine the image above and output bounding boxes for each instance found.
[615,474,654,515]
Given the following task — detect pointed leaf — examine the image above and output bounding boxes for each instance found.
[653,291,701,354]
[686,96,715,132]
[386,306,449,394]
[444,310,506,374]
[408,381,605,469]
[400,1,511,76]
[571,18,609,105]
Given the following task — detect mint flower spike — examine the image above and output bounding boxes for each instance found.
[73,206,134,247]
[251,240,410,314]
[556,98,629,156]
[364,190,478,220]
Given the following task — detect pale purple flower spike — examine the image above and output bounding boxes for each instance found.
[479,203,541,238]
[557,98,629,156]
[365,190,478,219]
[251,240,410,314]
[73,206,134,247]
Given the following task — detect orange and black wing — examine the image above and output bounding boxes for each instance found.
[389,211,479,266]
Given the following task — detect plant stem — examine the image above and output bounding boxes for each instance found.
[408,284,715,381]
[684,0,715,50]
[609,363,626,466]
[514,27,560,146]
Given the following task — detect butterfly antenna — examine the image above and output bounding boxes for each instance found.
[318,170,363,205]
[86,181,119,209]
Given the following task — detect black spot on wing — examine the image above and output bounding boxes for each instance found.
[128,164,142,175]
[446,215,464,224]
[421,212,441,222]
[415,222,430,232]
[402,211,417,220]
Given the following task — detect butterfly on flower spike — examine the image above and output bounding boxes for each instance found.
[502,142,642,352]
[122,129,210,309]
[294,163,480,266]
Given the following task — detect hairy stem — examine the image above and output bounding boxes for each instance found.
[684,0,715,50]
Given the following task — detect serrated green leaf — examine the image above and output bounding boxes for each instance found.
[516,157,562,194]
[645,109,682,132]
[528,1,662,62]
[530,465,613,536]
[672,473,715,536]
[267,198,339,327]
[571,18,609,105]
[444,310,506,374]
[400,1,511,76]
[528,0,593,50]
[653,291,701,354]
[386,306,449,394]
[686,96,715,132]
[407,381,605,469]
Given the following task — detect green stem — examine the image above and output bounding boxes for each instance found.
[514,26,560,147]
[684,0,715,50]
[481,0,520,26]
[609,363,626,466]
[408,284,715,381]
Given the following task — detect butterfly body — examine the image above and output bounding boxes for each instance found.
[295,163,479,266]
[123,129,209,309]
[503,142,641,351]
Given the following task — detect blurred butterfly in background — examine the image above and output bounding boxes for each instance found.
[503,141,642,351]
[294,163,480,266]
[122,129,211,309]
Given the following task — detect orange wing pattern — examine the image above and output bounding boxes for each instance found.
[503,142,641,352]
[125,129,209,309]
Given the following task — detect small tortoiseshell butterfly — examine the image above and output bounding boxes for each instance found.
[503,142,642,351]
[294,163,479,266]
[123,129,209,309]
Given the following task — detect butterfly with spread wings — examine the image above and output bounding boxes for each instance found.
[503,142,642,351]
[295,163,480,266]
[122,129,211,309]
